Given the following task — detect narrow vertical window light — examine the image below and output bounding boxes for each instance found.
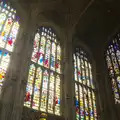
[73,48,97,120]
[0,2,19,93]
[105,33,120,104]
[24,27,61,116]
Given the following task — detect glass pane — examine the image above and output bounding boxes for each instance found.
[56,45,61,73]
[50,42,56,71]
[92,91,97,119]
[89,63,94,89]
[0,13,6,32]
[75,83,80,120]
[32,67,42,110]
[48,72,54,113]
[2,18,13,47]
[40,70,49,112]
[55,75,60,115]
[85,60,90,87]
[81,59,86,85]
[73,54,78,81]
[83,88,89,120]
[31,33,40,63]
[38,36,46,65]
[44,40,51,68]
[0,13,7,48]
[88,89,94,120]
[77,56,82,83]
[5,22,19,51]
[24,64,35,107]
[79,85,84,120]
[0,51,10,93]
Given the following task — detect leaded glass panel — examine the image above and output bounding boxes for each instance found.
[0,2,19,93]
[74,48,97,120]
[105,33,120,104]
[24,26,61,115]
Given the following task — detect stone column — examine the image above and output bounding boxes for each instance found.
[62,27,75,120]
[0,14,37,120]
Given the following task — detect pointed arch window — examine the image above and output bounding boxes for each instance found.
[105,33,120,104]
[24,27,61,116]
[0,2,19,92]
[73,48,98,120]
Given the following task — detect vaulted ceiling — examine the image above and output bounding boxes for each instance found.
[10,0,92,26]
[10,0,120,57]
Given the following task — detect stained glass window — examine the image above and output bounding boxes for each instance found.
[0,2,19,93]
[24,27,61,116]
[73,48,98,120]
[105,33,120,104]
